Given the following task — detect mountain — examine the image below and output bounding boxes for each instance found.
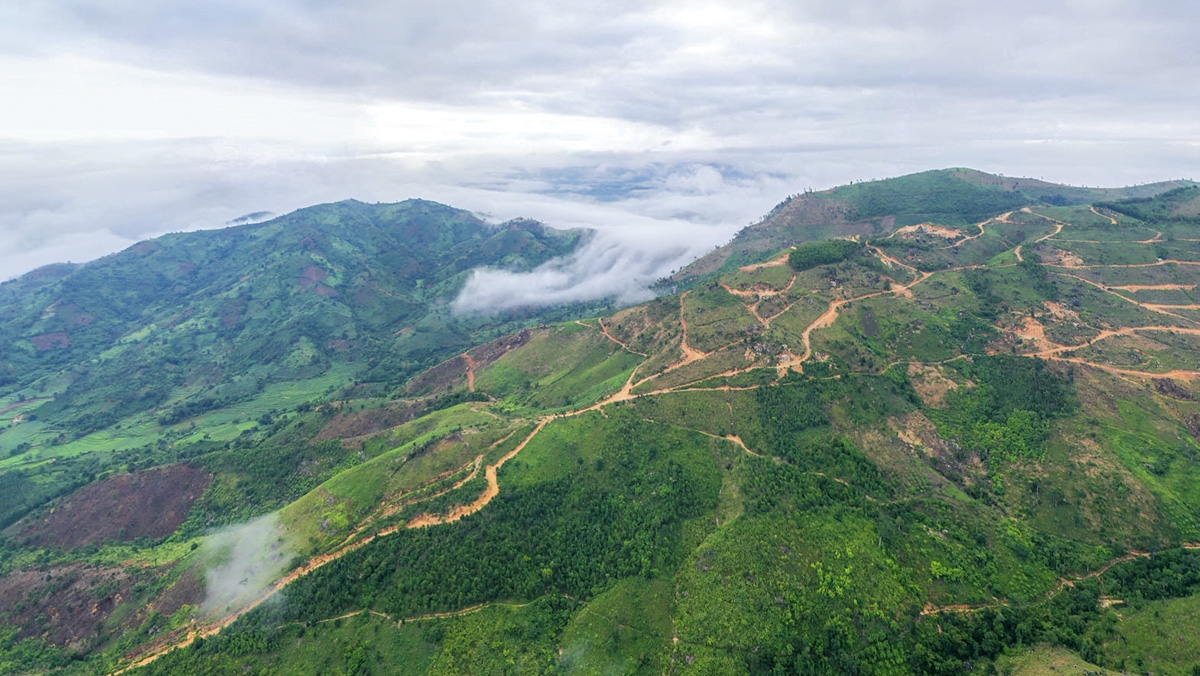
[675,168,1197,280]
[4,172,1200,676]
[0,199,600,530]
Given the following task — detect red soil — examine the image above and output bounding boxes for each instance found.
[9,465,213,549]
[31,332,72,350]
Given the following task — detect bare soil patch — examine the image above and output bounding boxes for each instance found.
[893,223,963,240]
[9,465,212,549]
[737,251,792,272]
[402,330,532,396]
[31,332,72,350]
[1153,378,1193,400]
[403,354,470,396]
[0,562,148,651]
[906,364,960,408]
[150,567,205,618]
[1050,248,1086,268]
[297,264,328,288]
[468,329,532,365]
[1110,283,1196,292]
[315,400,431,446]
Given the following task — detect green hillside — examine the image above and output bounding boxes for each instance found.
[675,168,1196,281]
[0,199,596,531]
[4,171,1200,675]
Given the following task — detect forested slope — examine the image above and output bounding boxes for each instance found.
[3,172,1200,675]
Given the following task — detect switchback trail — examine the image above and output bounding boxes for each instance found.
[1091,206,1118,225]
[111,235,1200,673]
[406,417,552,528]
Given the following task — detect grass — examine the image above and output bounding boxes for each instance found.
[475,322,642,411]
[557,576,674,675]
[632,344,751,394]
[0,364,359,470]
[502,410,726,495]
[1000,644,1120,676]
[722,263,794,291]
[1070,332,1200,373]
[626,389,764,443]
[1101,593,1200,676]
[1052,241,1162,266]
[683,284,760,353]
[281,404,513,550]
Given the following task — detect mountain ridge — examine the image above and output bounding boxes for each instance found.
[4,171,1200,675]
[674,168,1197,282]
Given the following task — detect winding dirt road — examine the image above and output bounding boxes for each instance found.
[407,417,551,528]
[112,215,1200,674]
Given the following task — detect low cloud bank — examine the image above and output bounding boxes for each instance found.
[200,513,294,618]
[447,163,799,313]
[452,225,707,314]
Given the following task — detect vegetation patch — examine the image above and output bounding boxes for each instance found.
[787,239,865,272]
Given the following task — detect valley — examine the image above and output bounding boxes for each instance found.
[3,171,1200,675]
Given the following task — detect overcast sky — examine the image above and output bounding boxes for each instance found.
[1,1,1197,306]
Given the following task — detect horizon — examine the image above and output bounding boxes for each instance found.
[7,166,1195,284]
[3,2,1198,290]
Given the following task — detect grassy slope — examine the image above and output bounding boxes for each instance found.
[7,171,1200,675]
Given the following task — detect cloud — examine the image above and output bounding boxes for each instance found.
[449,161,803,312]
[228,211,274,225]
[199,513,294,618]
[0,0,1196,284]
[453,230,687,313]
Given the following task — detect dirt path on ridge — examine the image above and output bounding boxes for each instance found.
[406,417,552,528]
[464,354,477,392]
[719,276,796,300]
[738,250,792,272]
[920,551,1152,617]
[596,318,647,356]
[1033,211,1066,243]
[0,397,49,417]
[1091,206,1118,225]
[1108,284,1197,292]
[938,211,1010,249]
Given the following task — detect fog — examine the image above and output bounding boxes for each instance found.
[199,513,294,618]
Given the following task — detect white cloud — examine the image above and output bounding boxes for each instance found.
[0,0,1195,292]
[200,513,294,618]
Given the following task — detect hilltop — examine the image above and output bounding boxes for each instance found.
[676,168,1197,280]
[2,172,1200,675]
